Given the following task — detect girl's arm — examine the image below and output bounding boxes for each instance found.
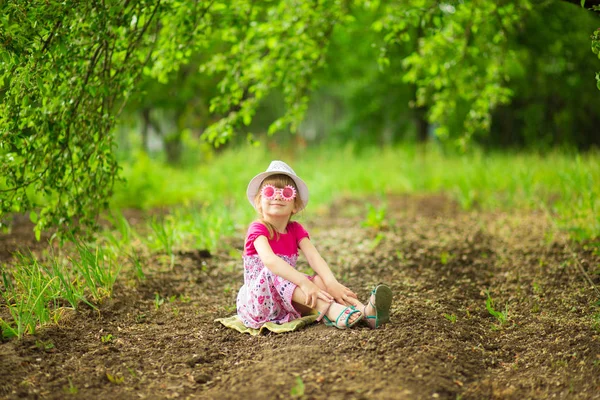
[298,237,358,305]
[253,236,333,308]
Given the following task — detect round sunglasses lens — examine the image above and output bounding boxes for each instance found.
[263,186,275,198]
[282,187,294,199]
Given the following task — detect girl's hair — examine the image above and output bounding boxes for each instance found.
[254,174,305,240]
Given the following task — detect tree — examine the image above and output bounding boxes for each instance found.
[0,0,216,237]
[1,0,599,237]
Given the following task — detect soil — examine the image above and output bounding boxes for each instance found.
[1,194,600,400]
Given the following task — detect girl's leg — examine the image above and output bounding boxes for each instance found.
[291,287,362,327]
[291,275,327,315]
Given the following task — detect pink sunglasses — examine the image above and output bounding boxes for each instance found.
[261,184,297,201]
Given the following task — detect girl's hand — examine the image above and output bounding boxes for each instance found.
[300,281,333,309]
[325,281,358,306]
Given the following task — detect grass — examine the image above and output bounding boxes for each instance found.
[485,290,509,329]
[112,143,600,242]
[0,241,121,340]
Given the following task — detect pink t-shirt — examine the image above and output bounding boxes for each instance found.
[244,221,310,257]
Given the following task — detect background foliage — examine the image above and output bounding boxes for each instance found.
[1,0,599,236]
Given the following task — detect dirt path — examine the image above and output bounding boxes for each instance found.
[1,195,600,399]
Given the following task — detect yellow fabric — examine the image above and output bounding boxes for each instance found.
[215,314,319,336]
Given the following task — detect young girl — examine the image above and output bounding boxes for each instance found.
[236,160,392,330]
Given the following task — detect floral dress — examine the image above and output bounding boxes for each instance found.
[236,221,310,329]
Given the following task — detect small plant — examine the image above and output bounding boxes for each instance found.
[106,372,124,384]
[485,291,508,328]
[362,203,389,231]
[126,366,138,378]
[369,232,385,250]
[35,340,55,351]
[128,251,145,282]
[290,376,305,398]
[148,216,175,257]
[440,251,454,265]
[63,377,78,395]
[101,334,113,343]
[0,257,57,339]
[179,294,191,303]
[135,313,147,323]
[224,304,236,313]
[443,313,457,323]
[103,212,132,251]
[70,238,121,301]
[592,312,600,333]
[154,293,165,310]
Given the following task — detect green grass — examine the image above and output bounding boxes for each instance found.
[485,290,509,329]
[1,242,120,339]
[112,143,600,242]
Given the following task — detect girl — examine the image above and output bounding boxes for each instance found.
[236,160,392,330]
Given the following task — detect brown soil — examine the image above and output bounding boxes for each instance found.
[1,195,600,400]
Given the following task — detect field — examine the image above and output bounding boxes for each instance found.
[1,146,600,399]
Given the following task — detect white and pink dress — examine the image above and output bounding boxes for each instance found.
[236,221,311,329]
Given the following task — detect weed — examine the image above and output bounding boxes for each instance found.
[224,304,237,314]
[369,233,385,250]
[105,372,124,384]
[148,216,176,265]
[70,238,121,301]
[172,308,180,317]
[485,291,509,328]
[128,251,145,282]
[443,313,457,323]
[126,366,138,378]
[101,334,113,343]
[290,376,305,398]
[35,340,55,351]
[362,203,389,231]
[103,212,132,251]
[63,378,78,395]
[440,251,454,265]
[0,262,56,339]
[592,313,600,333]
[179,294,191,303]
[154,293,165,310]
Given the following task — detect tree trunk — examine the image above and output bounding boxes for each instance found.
[141,108,150,153]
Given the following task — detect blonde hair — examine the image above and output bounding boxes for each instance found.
[253,174,305,240]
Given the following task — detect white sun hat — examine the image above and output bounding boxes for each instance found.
[246,160,309,211]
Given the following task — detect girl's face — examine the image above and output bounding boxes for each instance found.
[256,175,300,220]
[259,184,298,219]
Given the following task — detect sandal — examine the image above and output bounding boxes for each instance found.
[363,284,393,329]
[320,304,363,329]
